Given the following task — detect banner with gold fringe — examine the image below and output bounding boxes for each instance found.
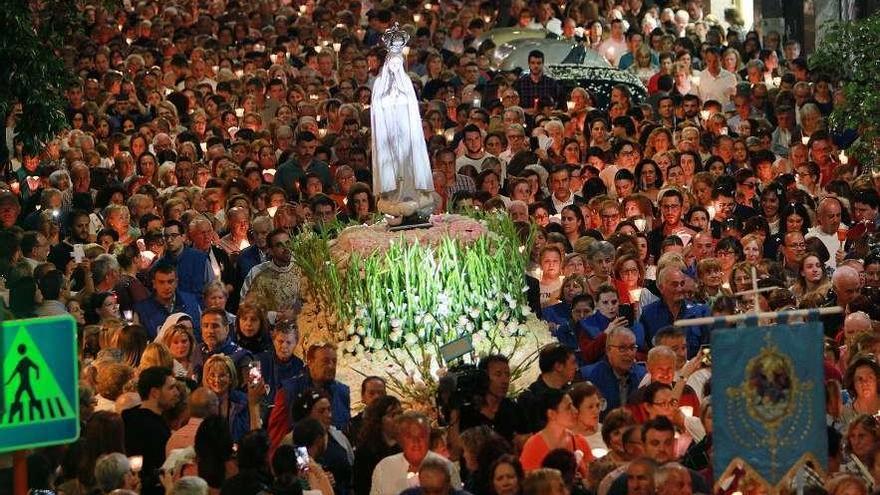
[712,318,827,491]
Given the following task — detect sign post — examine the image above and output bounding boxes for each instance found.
[0,314,79,494]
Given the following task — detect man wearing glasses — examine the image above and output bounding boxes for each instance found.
[580,327,647,418]
[158,219,214,304]
[647,189,697,261]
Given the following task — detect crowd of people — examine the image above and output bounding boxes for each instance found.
[2,0,879,493]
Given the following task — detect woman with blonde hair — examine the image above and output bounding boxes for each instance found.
[201,354,264,442]
[644,127,674,157]
[139,342,174,372]
[739,233,764,265]
[159,320,200,380]
[522,468,568,495]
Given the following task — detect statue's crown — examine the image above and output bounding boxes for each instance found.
[381,23,410,53]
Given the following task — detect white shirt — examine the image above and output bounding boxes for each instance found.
[370,452,461,495]
[598,38,627,66]
[550,191,574,213]
[697,68,737,106]
[806,226,843,269]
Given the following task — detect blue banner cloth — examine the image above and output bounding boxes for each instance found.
[712,321,827,488]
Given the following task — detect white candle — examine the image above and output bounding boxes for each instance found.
[839,150,849,165]
[413,13,421,23]
[235,108,244,117]
[802,136,810,145]
[566,101,575,111]
[679,405,694,417]
[424,3,432,9]
[333,42,341,52]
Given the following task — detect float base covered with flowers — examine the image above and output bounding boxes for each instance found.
[292,213,552,409]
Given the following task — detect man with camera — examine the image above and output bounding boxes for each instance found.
[454,355,526,443]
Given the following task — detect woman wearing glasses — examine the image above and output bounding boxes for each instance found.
[640,381,706,458]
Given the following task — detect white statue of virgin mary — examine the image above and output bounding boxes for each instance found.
[371,23,435,220]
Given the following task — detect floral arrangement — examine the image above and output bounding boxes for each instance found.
[291,213,552,408]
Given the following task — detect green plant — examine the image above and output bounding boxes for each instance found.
[291,213,547,405]
[0,0,90,154]
[809,13,880,165]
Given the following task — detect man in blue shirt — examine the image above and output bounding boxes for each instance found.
[639,266,710,358]
[159,219,213,303]
[580,327,647,418]
[267,342,350,448]
[134,263,201,340]
[198,308,252,378]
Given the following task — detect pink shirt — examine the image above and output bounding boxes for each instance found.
[166,417,204,456]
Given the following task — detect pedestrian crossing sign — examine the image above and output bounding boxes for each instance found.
[0,315,79,453]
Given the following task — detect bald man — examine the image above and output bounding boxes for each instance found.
[833,266,861,310]
[806,197,844,268]
[843,311,872,345]
[821,265,863,338]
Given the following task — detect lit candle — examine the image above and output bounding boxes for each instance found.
[802,136,810,145]
[700,110,710,121]
[235,108,244,117]
[211,65,219,73]
[315,45,322,53]
[591,448,608,458]
[125,37,133,45]
[235,69,244,77]
[679,405,694,417]
[473,98,481,108]
[270,54,278,63]
[199,142,207,152]
[413,13,421,23]
[318,128,327,138]
[336,23,345,29]
[839,150,849,165]
[483,15,491,24]
[772,76,781,87]
[566,101,575,111]
[333,42,341,52]
[424,2,432,9]
[310,94,319,100]
[299,5,307,13]
[628,288,643,303]
[402,46,410,56]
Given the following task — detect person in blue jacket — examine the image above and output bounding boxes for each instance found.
[134,263,201,340]
[580,327,647,419]
[256,323,304,404]
[639,266,710,358]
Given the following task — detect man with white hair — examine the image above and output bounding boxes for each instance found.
[507,200,529,222]
[821,265,864,339]
[152,133,174,155]
[172,477,209,495]
[673,10,690,37]
[94,453,141,494]
[640,266,710,358]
